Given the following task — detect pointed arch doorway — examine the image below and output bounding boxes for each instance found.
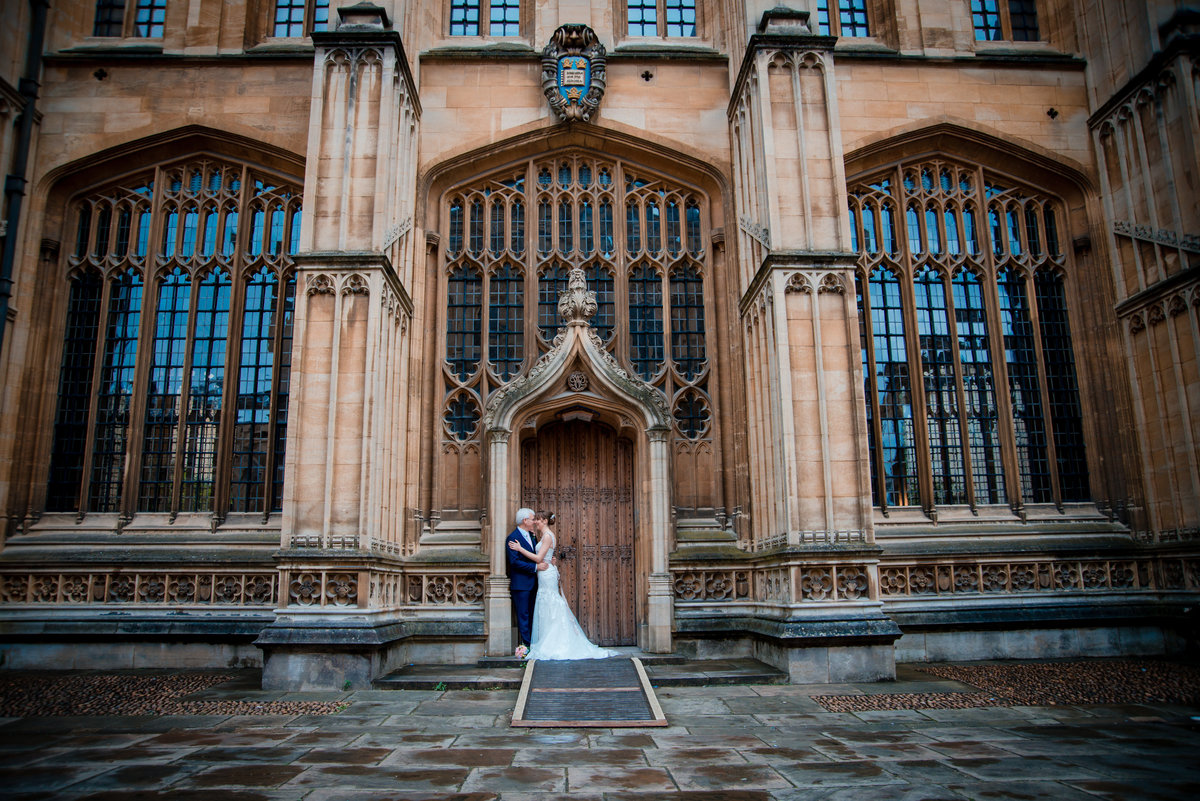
[521,419,636,646]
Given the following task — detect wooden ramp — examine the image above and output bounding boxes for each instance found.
[511,657,667,727]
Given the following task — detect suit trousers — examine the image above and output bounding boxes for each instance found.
[512,587,537,647]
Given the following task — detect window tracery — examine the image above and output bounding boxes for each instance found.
[46,158,301,520]
[851,157,1087,514]
[442,152,710,444]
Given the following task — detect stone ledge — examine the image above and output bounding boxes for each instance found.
[675,614,902,647]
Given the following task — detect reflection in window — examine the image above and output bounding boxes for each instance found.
[972,0,1038,42]
[134,0,166,37]
[851,156,1087,511]
[446,266,482,381]
[48,159,300,519]
[450,0,520,36]
[273,0,331,38]
[628,0,696,37]
[629,264,664,380]
[488,263,524,381]
[817,0,870,38]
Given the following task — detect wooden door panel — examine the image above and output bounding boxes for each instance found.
[520,420,635,646]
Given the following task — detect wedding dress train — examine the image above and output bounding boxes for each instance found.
[527,531,619,661]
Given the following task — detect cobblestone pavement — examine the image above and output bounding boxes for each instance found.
[1,662,1198,800]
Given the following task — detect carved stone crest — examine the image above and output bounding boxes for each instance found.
[541,24,607,122]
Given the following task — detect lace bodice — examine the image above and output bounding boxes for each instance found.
[542,529,556,564]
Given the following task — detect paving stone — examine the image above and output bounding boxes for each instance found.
[1064,780,1200,800]
[176,763,306,788]
[773,760,908,787]
[384,748,517,768]
[282,764,469,791]
[739,746,836,766]
[303,793,498,801]
[920,740,1023,759]
[35,744,199,765]
[297,747,394,765]
[0,764,114,793]
[812,741,947,761]
[942,755,1106,781]
[771,788,966,801]
[187,745,310,764]
[643,746,750,766]
[670,764,793,790]
[512,746,645,767]
[567,765,677,792]
[947,780,1101,800]
[59,762,201,792]
[460,766,565,793]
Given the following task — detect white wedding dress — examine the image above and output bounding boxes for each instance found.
[528,530,619,661]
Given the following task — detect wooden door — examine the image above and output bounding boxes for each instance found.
[520,420,635,646]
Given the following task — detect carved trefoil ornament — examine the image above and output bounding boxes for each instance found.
[541,25,607,122]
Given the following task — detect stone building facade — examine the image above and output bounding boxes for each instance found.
[0,0,1196,689]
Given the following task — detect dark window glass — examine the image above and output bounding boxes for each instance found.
[445,394,481,440]
[139,269,190,512]
[868,268,918,507]
[1009,0,1039,41]
[599,201,614,256]
[271,274,296,511]
[510,201,525,253]
[134,0,166,38]
[1035,270,1089,501]
[47,272,103,511]
[446,266,482,381]
[586,264,616,343]
[646,199,661,255]
[558,201,573,254]
[450,0,481,35]
[580,199,595,255]
[953,270,1005,505]
[90,271,143,513]
[914,268,966,505]
[997,269,1051,503]
[538,201,552,254]
[629,264,664,380]
[490,201,505,255]
[674,389,709,438]
[180,270,231,512]
[626,203,641,254]
[538,264,570,341]
[469,200,484,257]
[93,0,126,37]
[669,265,705,380]
[230,269,277,513]
[488,263,524,381]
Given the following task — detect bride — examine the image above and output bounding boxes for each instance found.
[507,511,618,660]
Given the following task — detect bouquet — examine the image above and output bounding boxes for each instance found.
[514,644,529,660]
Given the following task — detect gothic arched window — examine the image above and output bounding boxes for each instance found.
[442,152,711,443]
[46,158,301,519]
[851,158,1087,513]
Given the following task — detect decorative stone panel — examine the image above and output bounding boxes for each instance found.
[0,571,277,605]
[876,558,1200,597]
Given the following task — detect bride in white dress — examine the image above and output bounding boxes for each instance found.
[507,511,618,660]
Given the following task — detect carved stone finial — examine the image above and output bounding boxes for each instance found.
[558,267,597,324]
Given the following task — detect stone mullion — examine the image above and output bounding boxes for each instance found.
[787,57,812,250]
[1129,99,1168,284]
[120,164,170,523]
[261,269,289,519]
[416,234,442,549]
[975,185,1022,513]
[1149,87,1189,271]
[942,268,976,512]
[76,275,114,517]
[858,268,888,514]
[1023,269,1064,508]
[1093,126,1132,301]
[892,165,934,517]
[358,275,382,552]
[1114,113,1149,291]
[210,263,246,523]
[613,159,631,375]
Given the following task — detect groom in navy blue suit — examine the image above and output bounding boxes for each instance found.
[506,507,544,651]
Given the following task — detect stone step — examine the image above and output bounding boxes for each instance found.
[372,657,787,691]
[477,650,688,669]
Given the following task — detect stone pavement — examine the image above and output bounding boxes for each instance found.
[1,662,1199,800]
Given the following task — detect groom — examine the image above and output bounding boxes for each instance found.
[506,507,547,653]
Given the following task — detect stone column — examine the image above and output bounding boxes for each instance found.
[646,426,673,652]
[258,3,423,690]
[484,430,513,656]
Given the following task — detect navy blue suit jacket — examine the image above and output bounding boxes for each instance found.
[505,527,539,592]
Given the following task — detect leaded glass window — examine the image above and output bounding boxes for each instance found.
[972,0,1039,42]
[92,0,126,37]
[441,152,710,443]
[133,0,166,37]
[627,0,697,38]
[850,157,1087,513]
[272,0,330,38]
[450,0,522,36]
[47,158,301,519]
[816,0,870,38]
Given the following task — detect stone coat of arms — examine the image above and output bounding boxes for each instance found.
[541,24,607,122]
